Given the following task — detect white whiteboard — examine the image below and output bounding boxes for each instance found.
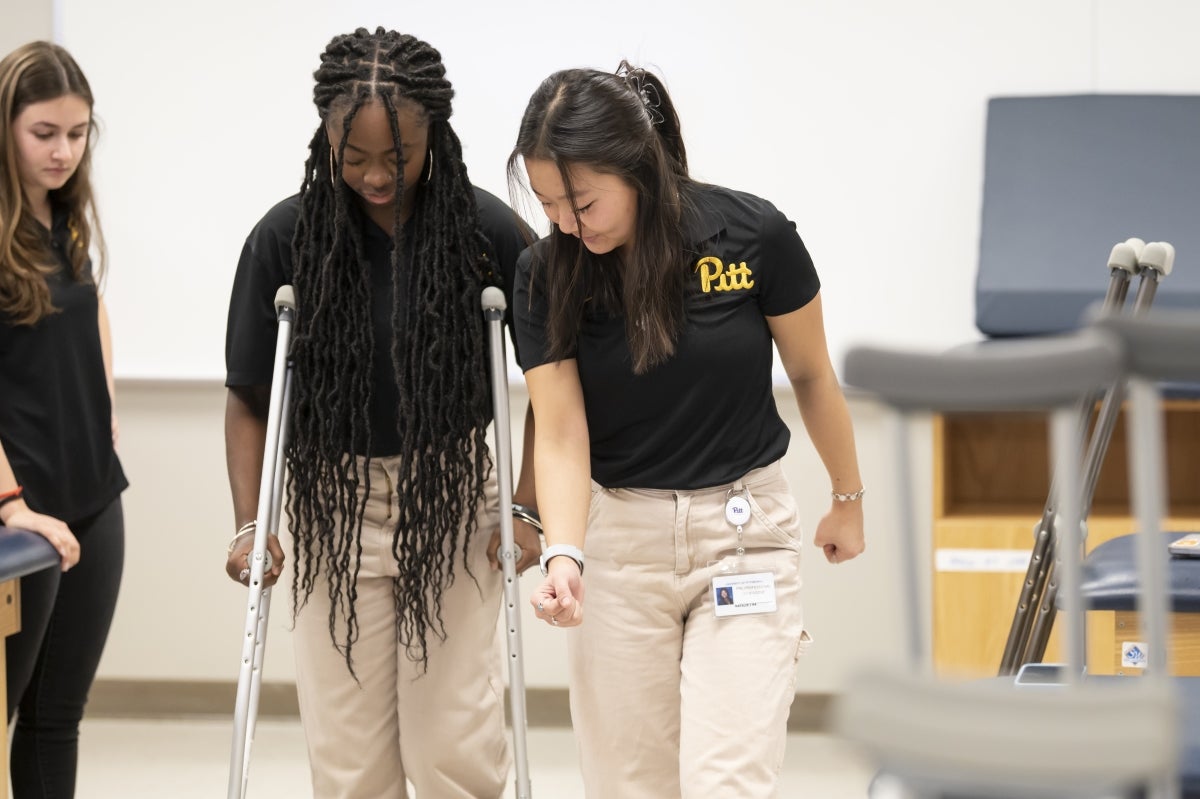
[57,0,1200,380]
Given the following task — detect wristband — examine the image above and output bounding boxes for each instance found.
[511,502,542,531]
[831,488,866,502]
[227,520,257,554]
[539,543,584,576]
[0,485,23,512]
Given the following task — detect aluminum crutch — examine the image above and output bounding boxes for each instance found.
[998,237,1153,674]
[1019,241,1175,668]
[482,285,533,799]
[228,285,296,799]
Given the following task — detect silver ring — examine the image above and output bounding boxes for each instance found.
[239,568,250,582]
[536,602,544,613]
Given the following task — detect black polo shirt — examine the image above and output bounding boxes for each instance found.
[225,186,529,457]
[0,208,127,523]
[514,183,820,490]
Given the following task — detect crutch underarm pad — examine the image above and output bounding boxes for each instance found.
[1080,532,1200,612]
[844,330,1122,412]
[1091,308,1200,383]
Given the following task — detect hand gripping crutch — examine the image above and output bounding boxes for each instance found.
[228,285,296,799]
[482,286,533,799]
[999,241,1176,674]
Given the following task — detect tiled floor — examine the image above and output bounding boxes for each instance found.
[72,717,876,798]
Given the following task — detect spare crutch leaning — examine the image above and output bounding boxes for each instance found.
[482,285,535,799]
[1005,241,1175,674]
[227,285,296,799]
[998,238,1175,674]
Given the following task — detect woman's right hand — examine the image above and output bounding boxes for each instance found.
[225,529,285,588]
[3,504,80,571]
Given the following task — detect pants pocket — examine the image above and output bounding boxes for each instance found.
[744,484,802,550]
[796,629,814,660]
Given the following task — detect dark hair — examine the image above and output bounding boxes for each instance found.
[507,61,694,374]
[0,40,103,324]
[287,27,494,671]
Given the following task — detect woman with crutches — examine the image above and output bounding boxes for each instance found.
[222,27,539,799]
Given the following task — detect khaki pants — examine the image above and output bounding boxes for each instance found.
[290,455,509,799]
[569,460,808,799]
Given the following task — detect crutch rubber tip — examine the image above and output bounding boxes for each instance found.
[1138,241,1175,277]
[481,285,507,312]
[1107,241,1140,273]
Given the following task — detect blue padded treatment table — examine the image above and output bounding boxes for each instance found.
[976,94,1200,339]
[1082,532,1200,612]
[0,525,58,584]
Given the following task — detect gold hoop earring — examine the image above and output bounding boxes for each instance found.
[422,147,433,184]
[329,146,337,187]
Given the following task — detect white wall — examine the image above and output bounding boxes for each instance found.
[0,0,52,55]
[55,0,1200,381]
[38,0,1200,693]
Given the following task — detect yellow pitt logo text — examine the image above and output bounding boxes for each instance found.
[695,256,755,293]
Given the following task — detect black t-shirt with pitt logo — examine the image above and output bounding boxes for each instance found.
[514,183,821,490]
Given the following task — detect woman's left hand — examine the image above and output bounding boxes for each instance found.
[530,556,584,627]
[813,502,865,564]
[487,517,542,575]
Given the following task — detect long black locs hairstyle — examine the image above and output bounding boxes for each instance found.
[286,27,495,672]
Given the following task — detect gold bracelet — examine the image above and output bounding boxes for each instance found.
[831,488,866,502]
[227,520,257,554]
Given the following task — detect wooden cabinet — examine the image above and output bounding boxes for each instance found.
[931,401,1200,677]
[1,578,19,799]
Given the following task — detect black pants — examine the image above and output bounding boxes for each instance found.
[5,498,124,799]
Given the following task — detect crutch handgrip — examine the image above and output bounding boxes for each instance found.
[1138,241,1175,277]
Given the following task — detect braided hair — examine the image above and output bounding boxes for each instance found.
[287,27,494,672]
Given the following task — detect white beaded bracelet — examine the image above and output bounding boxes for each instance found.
[831,488,866,502]
[227,520,257,554]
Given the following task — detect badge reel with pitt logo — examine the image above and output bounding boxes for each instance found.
[710,486,778,618]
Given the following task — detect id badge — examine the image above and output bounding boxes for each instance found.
[712,571,778,617]
[708,486,778,617]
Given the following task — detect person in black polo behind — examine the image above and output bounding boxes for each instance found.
[0,41,127,799]
[509,63,866,798]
